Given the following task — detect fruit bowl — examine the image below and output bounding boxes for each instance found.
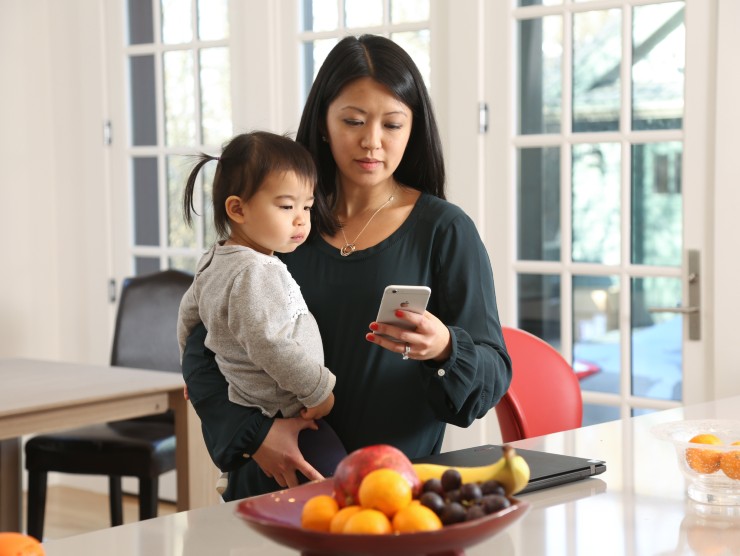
[235,479,529,556]
[652,419,740,505]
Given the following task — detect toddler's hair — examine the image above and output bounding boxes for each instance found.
[183,131,323,239]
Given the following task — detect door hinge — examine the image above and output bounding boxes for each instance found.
[478,102,489,134]
[108,278,117,303]
[103,120,112,146]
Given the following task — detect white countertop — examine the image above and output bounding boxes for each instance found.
[42,396,740,555]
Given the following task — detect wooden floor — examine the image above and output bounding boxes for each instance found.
[23,486,177,541]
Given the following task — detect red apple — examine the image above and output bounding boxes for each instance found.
[333,444,421,507]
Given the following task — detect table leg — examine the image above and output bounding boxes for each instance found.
[0,438,22,532]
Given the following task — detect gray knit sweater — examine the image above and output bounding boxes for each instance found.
[177,243,335,418]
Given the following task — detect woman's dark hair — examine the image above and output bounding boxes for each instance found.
[296,34,446,235]
[183,131,330,239]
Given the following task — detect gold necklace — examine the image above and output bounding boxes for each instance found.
[339,193,395,257]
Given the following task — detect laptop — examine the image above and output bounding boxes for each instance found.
[413,444,606,495]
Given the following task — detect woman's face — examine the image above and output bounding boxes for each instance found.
[325,77,413,192]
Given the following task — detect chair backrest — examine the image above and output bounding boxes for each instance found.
[110,269,193,373]
[495,326,583,443]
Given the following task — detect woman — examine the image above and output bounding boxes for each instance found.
[182,35,512,501]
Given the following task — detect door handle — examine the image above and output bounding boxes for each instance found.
[647,250,701,341]
[648,306,699,314]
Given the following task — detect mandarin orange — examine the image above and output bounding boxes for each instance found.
[342,508,393,535]
[301,494,339,532]
[685,433,723,474]
[357,468,412,518]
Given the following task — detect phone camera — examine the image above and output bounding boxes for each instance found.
[392,289,398,294]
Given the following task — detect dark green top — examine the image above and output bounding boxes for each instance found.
[182,193,511,500]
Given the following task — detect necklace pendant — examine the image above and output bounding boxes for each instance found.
[340,243,356,257]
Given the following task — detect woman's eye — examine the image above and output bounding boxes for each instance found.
[304,206,313,212]
[386,123,403,130]
[279,205,293,210]
[343,119,363,127]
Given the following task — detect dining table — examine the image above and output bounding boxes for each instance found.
[0,357,221,533]
[37,394,740,555]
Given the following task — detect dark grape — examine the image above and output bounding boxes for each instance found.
[481,494,511,515]
[444,488,463,504]
[459,482,483,503]
[419,491,446,515]
[422,478,445,496]
[480,479,506,496]
[439,502,467,525]
[465,505,487,521]
[441,468,462,492]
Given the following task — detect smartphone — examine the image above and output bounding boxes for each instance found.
[375,285,431,340]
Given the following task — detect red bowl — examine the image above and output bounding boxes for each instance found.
[235,479,529,556]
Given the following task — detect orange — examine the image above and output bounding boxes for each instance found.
[391,502,443,533]
[719,441,740,480]
[342,508,393,535]
[329,505,362,533]
[358,468,412,518]
[301,494,339,532]
[0,532,45,555]
[685,433,723,474]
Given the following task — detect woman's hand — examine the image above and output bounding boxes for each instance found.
[366,309,452,362]
[251,417,324,488]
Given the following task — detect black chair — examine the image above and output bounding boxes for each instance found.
[24,269,193,540]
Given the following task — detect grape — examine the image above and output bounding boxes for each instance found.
[422,478,444,496]
[419,491,445,515]
[465,505,487,521]
[444,488,463,504]
[441,468,462,492]
[459,482,483,503]
[480,479,505,496]
[439,502,467,525]
[481,494,511,515]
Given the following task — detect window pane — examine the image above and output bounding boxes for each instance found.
[519,0,562,6]
[161,0,192,44]
[135,257,161,275]
[163,50,196,146]
[202,163,217,246]
[345,0,382,28]
[391,0,429,23]
[128,0,154,45]
[573,274,620,396]
[518,147,560,261]
[303,39,338,97]
[197,0,228,40]
[391,31,430,89]
[167,155,195,249]
[169,256,198,273]
[583,403,620,427]
[517,273,561,346]
[573,10,621,132]
[303,0,339,31]
[518,16,562,134]
[631,142,682,266]
[200,47,232,146]
[632,3,685,130]
[572,143,621,264]
[130,55,157,146]
[133,157,159,246]
[631,277,682,401]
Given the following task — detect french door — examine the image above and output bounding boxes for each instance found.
[485,0,713,426]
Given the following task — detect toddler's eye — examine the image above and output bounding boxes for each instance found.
[279,205,293,210]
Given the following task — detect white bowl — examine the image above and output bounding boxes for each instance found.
[652,419,740,505]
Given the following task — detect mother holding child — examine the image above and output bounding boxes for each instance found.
[180,34,512,501]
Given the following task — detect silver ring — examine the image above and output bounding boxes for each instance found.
[402,343,410,360]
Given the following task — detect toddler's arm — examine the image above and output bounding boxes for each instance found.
[301,392,335,421]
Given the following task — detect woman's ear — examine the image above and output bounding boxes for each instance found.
[225,195,246,223]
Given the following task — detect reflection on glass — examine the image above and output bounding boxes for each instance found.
[130,55,157,146]
[391,0,429,23]
[133,157,159,246]
[345,0,382,28]
[303,39,338,98]
[632,3,684,130]
[135,256,161,276]
[573,10,621,132]
[128,0,154,45]
[583,403,620,427]
[573,274,620,396]
[572,143,620,264]
[518,16,562,135]
[161,0,192,44]
[517,273,561,348]
[631,277,682,401]
[631,142,682,266]
[167,155,195,249]
[197,0,228,40]
[391,31,430,89]
[304,0,338,31]
[518,147,560,261]
[200,48,232,146]
[164,50,196,146]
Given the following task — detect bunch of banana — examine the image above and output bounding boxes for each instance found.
[412,445,531,496]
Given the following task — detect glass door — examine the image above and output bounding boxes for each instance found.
[485,0,712,426]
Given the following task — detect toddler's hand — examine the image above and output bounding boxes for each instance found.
[301,392,335,420]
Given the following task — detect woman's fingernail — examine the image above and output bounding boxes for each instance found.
[369,322,379,331]
[366,333,376,341]
[395,310,404,318]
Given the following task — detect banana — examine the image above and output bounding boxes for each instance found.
[411,445,531,496]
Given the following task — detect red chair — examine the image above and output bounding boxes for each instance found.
[495,327,583,443]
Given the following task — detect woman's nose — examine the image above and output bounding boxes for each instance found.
[361,126,381,151]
